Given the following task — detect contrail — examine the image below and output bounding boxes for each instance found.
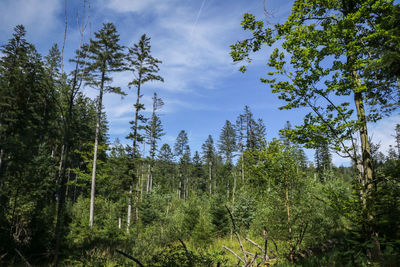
[190,0,207,38]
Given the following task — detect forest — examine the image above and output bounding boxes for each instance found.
[0,0,400,266]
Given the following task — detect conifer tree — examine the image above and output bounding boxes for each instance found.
[0,25,59,254]
[218,120,237,164]
[126,34,163,156]
[202,135,215,195]
[174,130,191,199]
[192,151,206,192]
[158,143,175,192]
[126,34,163,226]
[79,22,125,228]
[146,92,165,159]
[315,142,332,181]
[145,93,164,193]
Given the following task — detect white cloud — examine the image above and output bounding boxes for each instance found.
[328,114,400,166]
[0,0,61,37]
[369,114,400,154]
[105,0,171,13]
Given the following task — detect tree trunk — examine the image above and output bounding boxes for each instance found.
[241,155,245,182]
[185,175,189,201]
[285,173,293,264]
[89,70,104,228]
[127,185,132,232]
[135,179,139,222]
[209,161,212,195]
[353,72,381,261]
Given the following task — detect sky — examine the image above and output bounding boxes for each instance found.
[0,0,398,166]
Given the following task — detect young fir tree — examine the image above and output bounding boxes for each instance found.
[79,23,125,228]
[174,130,191,200]
[192,151,206,192]
[202,135,215,195]
[157,143,175,192]
[242,106,266,150]
[315,142,332,182]
[144,92,164,193]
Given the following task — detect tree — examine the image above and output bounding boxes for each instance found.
[202,135,215,195]
[144,93,164,193]
[242,106,266,151]
[191,151,206,192]
[315,142,332,182]
[157,143,175,192]
[231,0,400,260]
[394,124,400,158]
[0,25,61,259]
[126,34,163,227]
[174,130,191,200]
[235,106,266,182]
[218,120,237,164]
[126,34,163,156]
[145,92,165,160]
[79,22,125,228]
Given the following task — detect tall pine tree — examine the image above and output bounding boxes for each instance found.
[79,23,125,228]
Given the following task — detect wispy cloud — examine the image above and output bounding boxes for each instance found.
[104,0,172,14]
[0,0,61,39]
[369,114,400,154]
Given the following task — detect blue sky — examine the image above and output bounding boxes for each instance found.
[0,0,398,165]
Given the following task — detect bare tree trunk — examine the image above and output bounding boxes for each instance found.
[285,173,293,264]
[127,185,132,232]
[231,171,237,241]
[0,148,3,170]
[89,71,104,228]
[209,161,212,195]
[241,155,245,182]
[149,165,153,193]
[185,175,189,201]
[140,168,144,201]
[65,169,70,198]
[135,169,140,222]
[178,178,182,199]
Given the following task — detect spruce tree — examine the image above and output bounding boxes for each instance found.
[126,34,163,226]
[145,92,165,159]
[174,130,190,199]
[126,34,163,156]
[218,120,237,164]
[157,143,175,192]
[79,22,125,228]
[144,93,164,193]
[202,135,215,195]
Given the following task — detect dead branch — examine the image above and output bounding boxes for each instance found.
[14,249,31,267]
[222,246,245,265]
[179,239,193,266]
[245,237,263,252]
[248,252,258,266]
[225,205,248,262]
[263,227,268,261]
[115,249,144,267]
